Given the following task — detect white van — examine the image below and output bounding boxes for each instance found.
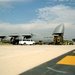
[19,40,35,45]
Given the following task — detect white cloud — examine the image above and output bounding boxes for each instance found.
[0,0,33,9]
[1,5,75,30]
[0,2,12,9]
[0,23,35,32]
[0,0,32,2]
[37,5,75,28]
[0,0,11,1]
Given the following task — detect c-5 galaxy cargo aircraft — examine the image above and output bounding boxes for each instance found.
[0,24,64,45]
[30,23,64,44]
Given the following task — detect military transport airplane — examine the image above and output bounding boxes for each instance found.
[0,24,64,44]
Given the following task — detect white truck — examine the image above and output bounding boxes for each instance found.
[19,40,35,45]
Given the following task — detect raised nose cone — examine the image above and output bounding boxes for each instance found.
[53,24,64,35]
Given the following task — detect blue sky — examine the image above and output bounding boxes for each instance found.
[0,0,75,40]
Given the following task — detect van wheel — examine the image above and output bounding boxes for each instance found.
[24,43,26,45]
[39,41,43,45]
[33,43,35,45]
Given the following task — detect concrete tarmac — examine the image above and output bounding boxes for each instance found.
[0,45,75,75]
[20,49,75,75]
